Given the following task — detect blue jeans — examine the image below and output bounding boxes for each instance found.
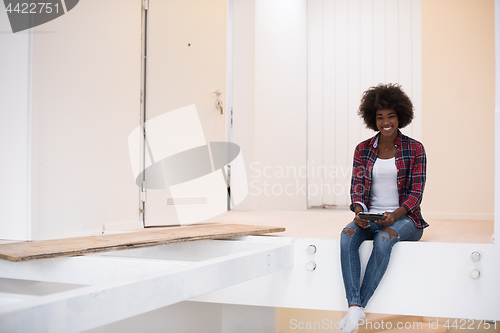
[340,215,423,307]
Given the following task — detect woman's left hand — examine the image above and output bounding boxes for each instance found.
[378,211,396,227]
[377,207,408,227]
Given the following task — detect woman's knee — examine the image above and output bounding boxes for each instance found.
[373,228,399,252]
[379,227,398,241]
[341,221,357,236]
[341,226,357,240]
[340,223,360,248]
[389,218,422,241]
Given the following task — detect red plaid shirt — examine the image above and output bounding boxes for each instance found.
[350,130,428,229]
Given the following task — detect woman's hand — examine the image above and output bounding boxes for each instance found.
[377,212,395,226]
[354,212,371,229]
[377,207,408,227]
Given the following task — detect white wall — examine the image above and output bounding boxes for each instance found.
[31,0,142,239]
[232,0,308,211]
[0,6,32,240]
[253,0,308,210]
[307,0,422,208]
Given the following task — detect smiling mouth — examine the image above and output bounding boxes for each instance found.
[382,127,393,131]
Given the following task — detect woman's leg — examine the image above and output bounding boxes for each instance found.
[340,221,380,333]
[359,216,423,307]
[340,221,378,306]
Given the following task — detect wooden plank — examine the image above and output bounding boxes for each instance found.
[0,224,285,262]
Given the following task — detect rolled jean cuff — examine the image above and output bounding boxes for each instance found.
[360,298,369,307]
[347,297,362,307]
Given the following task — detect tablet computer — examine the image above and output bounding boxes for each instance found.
[358,213,387,221]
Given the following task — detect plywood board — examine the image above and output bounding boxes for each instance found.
[0,224,285,262]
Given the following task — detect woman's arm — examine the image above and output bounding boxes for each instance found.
[401,143,427,214]
[350,144,368,212]
[350,144,372,228]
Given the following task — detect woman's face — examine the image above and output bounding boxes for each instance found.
[376,109,399,137]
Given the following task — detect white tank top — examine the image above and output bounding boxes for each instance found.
[369,157,399,213]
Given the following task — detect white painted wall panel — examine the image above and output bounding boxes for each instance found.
[307,0,422,207]
[31,0,142,239]
[398,0,413,138]
[359,0,376,142]
[307,0,324,207]
[0,6,31,240]
[253,0,307,210]
[346,1,362,207]
[411,0,422,140]
[385,0,399,84]
[322,0,336,206]
[332,0,349,207]
[372,0,387,84]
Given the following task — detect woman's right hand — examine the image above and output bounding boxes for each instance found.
[354,212,371,229]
